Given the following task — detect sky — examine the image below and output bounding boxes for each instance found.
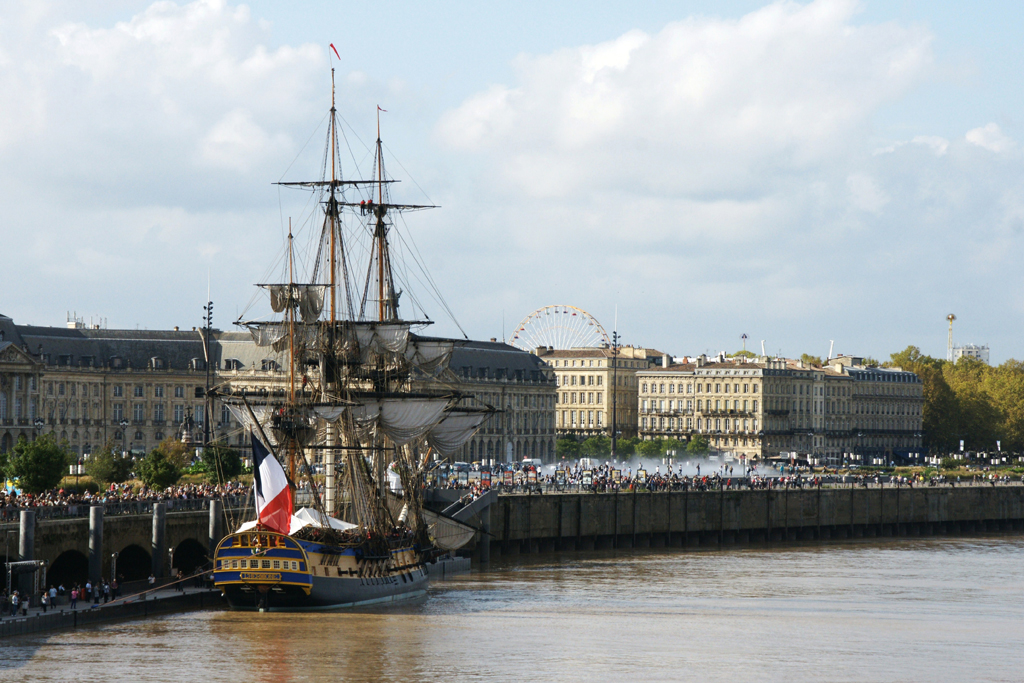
[1,0,1022,363]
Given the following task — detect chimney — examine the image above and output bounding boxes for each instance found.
[490,338,497,342]
[662,354,669,368]
[697,354,706,368]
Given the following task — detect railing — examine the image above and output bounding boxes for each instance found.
[0,494,249,524]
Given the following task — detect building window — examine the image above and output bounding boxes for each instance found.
[113,385,123,398]
[58,383,65,396]
[134,385,144,398]
[221,404,230,425]
[154,403,165,421]
[173,404,184,423]
[642,417,648,429]
[155,385,164,398]
[112,403,124,421]
[596,411,603,426]
[174,386,184,398]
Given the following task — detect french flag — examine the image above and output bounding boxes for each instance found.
[252,435,293,535]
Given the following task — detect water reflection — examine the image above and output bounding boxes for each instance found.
[3,537,1024,682]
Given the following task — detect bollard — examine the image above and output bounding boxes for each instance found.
[88,506,104,583]
[18,509,35,596]
[151,503,166,579]
[208,499,223,561]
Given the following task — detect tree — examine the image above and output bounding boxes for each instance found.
[555,437,580,461]
[580,435,611,460]
[662,438,684,455]
[84,442,134,486]
[136,449,182,489]
[637,439,661,458]
[730,350,756,359]
[200,444,243,483]
[154,436,193,470]
[800,354,823,367]
[687,435,710,455]
[6,433,71,493]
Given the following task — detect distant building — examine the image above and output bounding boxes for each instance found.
[952,344,989,364]
[636,353,924,467]
[445,339,557,463]
[535,345,665,440]
[0,315,555,463]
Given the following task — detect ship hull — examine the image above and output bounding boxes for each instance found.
[212,530,430,611]
[220,567,429,611]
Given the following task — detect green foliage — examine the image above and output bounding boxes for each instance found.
[6,433,71,493]
[155,436,194,470]
[687,435,710,455]
[885,345,1024,452]
[200,444,243,483]
[730,350,756,359]
[580,435,611,460]
[800,354,823,367]
[636,439,661,457]
[136,449,182,489]
[84,442,134,486]
[555,437,580,460]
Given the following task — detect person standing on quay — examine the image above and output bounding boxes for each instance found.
[70,587,78,610]
[9,591,18,617]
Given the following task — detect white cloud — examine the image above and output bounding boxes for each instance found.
[966,122,1014,153]
[437,0,933,200]
[847,173,889,213]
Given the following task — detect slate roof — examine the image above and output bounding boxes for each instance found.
[446,339,556,384]
[15,324,207,370]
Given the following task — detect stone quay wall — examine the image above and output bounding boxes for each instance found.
[479,486,1024,559]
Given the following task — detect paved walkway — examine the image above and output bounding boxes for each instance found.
[2,584,217,622]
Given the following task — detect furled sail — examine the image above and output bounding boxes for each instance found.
[349,397,451,445]
[422,508,477,550]
[227,405,276,442]
[264,284,327,323]
[249,323,287,348]
[312,406,346,423]
[405,339,454,372]
[426,412,488,456]
[352,322,411,361]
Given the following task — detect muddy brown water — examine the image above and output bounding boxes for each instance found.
[2,537,1022,682]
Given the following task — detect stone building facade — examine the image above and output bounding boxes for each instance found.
[446,340,557,463]
[0,316,556,464]
[535,346,656,439]
[637,354,924,466]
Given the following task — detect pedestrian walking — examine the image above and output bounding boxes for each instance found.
[40,590,48,613]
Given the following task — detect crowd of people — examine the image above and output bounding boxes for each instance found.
[0,482,249,522]
[428,459,1024,495]
[0,577,123,618]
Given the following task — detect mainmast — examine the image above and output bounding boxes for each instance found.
[329,69,337,324]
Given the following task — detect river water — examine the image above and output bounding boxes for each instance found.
[3,537,1022,682]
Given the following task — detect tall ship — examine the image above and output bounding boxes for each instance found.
[210,69,485,611]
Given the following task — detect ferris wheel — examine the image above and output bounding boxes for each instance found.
[509,305,611,351]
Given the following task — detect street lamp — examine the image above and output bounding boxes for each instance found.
[119,418,129,457]
[610,329,620,460]
[111,552,119,584]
